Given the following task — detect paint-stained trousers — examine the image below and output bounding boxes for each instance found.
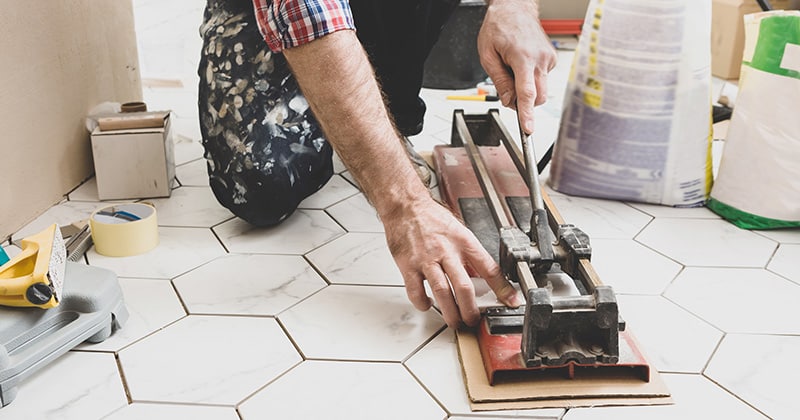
[198,0,459,226]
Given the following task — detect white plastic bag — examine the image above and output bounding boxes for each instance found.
[548,0,713,207]
[708,10,800,229]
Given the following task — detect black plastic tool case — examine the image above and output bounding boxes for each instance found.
[0,262,128,406]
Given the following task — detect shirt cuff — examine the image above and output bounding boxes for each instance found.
[253,0,356,53]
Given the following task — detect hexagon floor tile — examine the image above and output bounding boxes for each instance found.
[305,232,404,286]
[617,295,722,373]
[563,373,766,419]
[102,403,239,420]
[238,361,445,420]
[405,330,565,419]
[12,200,104,241]
[590,238,682,295]
[147,186,233,227]
[118,315,301,405]
[175,158,210,187]
[78,278,186,352]
[636,218,777,267]
[214,210,345,254]
[297,174,360,210]
[325,193,384,233]
[0,352,127,420]
[86,226,226,279]
[665,267,800,334]
[768,243,800,285]
[279,285,444,361]
[173,254,327,315]
[546,195,652,239]
[706,334,800,420]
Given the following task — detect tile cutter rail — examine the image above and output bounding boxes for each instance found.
[433,110,650,385]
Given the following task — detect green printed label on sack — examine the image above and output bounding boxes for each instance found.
[744,15,800,80]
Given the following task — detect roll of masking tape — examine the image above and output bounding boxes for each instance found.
[90,203,158,257]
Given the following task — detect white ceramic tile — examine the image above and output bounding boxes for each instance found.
[12,201,104,241]
[706,334,800,420]
[119,316,300,404]
[173,254,326,315]
[67,177,101,202]
[326,193,384,233]
[617,295,722,373]
[79,278,185,352]
[755,228,800,244]
[214,210,345,254]
[306,232,403,286]
[170,116,202,143]
[0,352,127,420]
[665,267,800,334]
[591,239,682,295]
[175,159,210,187]
[279,285,444,361]
[147,186,232,227]
[405,330,565,419]
[626,202,721,219]
[636,219,778,267]
[563,374,766,420]
[86,226,226,279]
[239,361,445,420]
[332,151,347,174]
[2,243,21,259]
[297,174,359,210]
[547,195,652,239]
[768,244,800,285]
[340,170,360,189]
[102,403,240,420]
[172,130,205,166]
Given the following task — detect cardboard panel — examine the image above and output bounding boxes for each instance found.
[0,1,142,238]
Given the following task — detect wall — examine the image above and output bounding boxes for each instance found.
[0,0,142,239]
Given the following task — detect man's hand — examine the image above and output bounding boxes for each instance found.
[384,197,521,328]
[478,0,557,134]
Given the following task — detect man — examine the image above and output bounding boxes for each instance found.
[198,0,557,328]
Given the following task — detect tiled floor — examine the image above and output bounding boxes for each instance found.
[2,1,800,419]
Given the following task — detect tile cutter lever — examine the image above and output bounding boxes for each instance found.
[434,110,649,384]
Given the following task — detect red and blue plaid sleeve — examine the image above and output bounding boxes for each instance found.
[253,0,355,52]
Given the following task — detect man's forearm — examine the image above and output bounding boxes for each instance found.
[282,30,430,219]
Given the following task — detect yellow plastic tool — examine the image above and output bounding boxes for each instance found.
[0,224,66,309]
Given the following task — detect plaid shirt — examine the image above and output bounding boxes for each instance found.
[253,0,356,52]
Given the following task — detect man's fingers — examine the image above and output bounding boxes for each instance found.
[402,271,432,312]
[423,264,460,328]
[464,239,522,308]
[514,63,538,135]
[441,258,480,327]
[534,70,549,106]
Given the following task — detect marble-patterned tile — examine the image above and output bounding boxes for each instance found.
[175,158,210,187]
[617,295,722,373]
[332,151,347,174]
[79,278,186,352]
[340,170,360,189]
[547,194,652,239]
[0,352,127,420]
[12,201,104,241]
[636,219,778,267]
[172,130,205,166]
[306,232,403,286]
[563,373,766,420]
[405,330,565,419]
[102,403,240,420]
[665,267,800,334]
[173,254,327,315]
[214,210,345,254]
[86,226,226,279]
[326,193,384,233]
[297,175,360,210]
[626,202,721,219]
[279,285,444,361]
[591,238,682,295]
[706,334,800,420]
[67,177,101,202]
[239,361,445,420]
[769,244,800,285]
[755,228,800,244]
[147,186,232,227]
[119,315,300,404]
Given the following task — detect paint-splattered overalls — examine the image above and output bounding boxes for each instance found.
[199,0,459,226]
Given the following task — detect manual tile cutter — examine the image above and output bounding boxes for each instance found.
[432,110,651,385]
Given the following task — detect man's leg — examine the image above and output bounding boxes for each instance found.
[198,0,333,226]
[349,0,461,136]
